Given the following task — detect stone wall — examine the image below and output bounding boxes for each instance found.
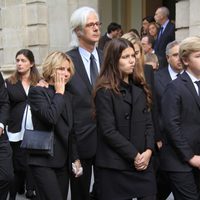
[0,0,98,77]
[176,0,200,41]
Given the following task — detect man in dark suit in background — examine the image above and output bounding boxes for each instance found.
[98,22,121,51]
[160,36,200,200]
[154,41,183,200]
[66,6,103,200]
[154,6,175,68]
[0,72,14,200]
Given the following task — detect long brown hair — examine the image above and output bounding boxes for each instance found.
[94,38,152,109]
[7,49,41,85]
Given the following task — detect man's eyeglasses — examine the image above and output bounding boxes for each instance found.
[85,22,102,28]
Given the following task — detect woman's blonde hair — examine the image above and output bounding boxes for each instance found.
[42,51,75,83]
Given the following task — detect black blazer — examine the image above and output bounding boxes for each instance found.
[95,82,155,171]
[161,72,200,171]
[0,73,9,141]
[66,48,103,159]
[154,67,172,140]
[6,80,28,133]
[28,86,78,168]
[155,21,175,68]
[98,33,112,51]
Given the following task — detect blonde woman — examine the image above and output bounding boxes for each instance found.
[28,51,81,200]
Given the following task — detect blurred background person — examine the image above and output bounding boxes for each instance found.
[140,16,155,37]
[28,51,81,200]
[148,22,160,41]
[144,53,159,71]
[94,38,156,200]
[154,6,175,68]
[5,49,40,200]
[141,35,155,54]
[98,22,122,51]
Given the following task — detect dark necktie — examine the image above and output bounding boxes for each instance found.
[176,73,180,77]
[195,81,200,96]
[90,54,98,86]
[154,26,163,51]
[157,26,164,41]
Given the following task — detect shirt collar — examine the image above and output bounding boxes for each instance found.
[168,65,182,80]
[186,70,200,83]
[161,19,169,32]
[78,47,98,62]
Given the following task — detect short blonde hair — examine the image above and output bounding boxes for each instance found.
[42,51,75,83]
[179,36,200,67]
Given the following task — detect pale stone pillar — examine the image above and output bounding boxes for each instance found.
[176,0,189,41]
[176,0,200,41]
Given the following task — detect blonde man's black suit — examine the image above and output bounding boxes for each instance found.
[161,72,200,199]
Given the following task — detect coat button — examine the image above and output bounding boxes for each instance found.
[125,113,130,120]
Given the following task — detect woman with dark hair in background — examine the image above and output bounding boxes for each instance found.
[94,38,156,200]
[6,49,41,199]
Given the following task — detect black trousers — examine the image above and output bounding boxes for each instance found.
[0,140,14,200]
[30,165,69,200]
[9,141,36,199]
[156,170,172,200]
[70,158,94,200]
[164,170,200,200]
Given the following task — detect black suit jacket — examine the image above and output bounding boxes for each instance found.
[66,48,103,159]
[28,86,78,168]
[6,80,28,133]
[154,67,172,140]
[98,33,112,51]
[155,21,175,68]
[0,73,9,141]
[95,82,154,171]
[161,72,200,171]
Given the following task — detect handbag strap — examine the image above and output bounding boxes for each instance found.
[24,89,51,130]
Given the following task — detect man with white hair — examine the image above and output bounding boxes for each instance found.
[66,6,103,200]
[154,6,175,68]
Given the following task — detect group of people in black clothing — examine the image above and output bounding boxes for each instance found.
[0,5,200,200]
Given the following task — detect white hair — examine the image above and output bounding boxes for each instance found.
[70,6,99,47]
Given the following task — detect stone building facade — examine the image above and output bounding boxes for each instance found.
[0,0,199,77]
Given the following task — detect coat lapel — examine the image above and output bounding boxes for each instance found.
[131,84,143,105]
[181,72,200,108]
[73,50,93,92]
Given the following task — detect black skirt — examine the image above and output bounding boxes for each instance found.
[96,165,157,200]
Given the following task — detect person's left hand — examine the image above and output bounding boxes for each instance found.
[72,159,83,178]
[134,149,152,171]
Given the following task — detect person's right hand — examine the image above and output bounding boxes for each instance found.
[188,155,200,169]
[54,71,65,95]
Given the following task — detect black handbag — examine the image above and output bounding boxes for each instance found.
[20,91,54,156]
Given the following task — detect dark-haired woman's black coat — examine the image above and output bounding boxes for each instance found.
[95,81,156,199]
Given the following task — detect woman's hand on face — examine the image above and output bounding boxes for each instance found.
[54,71,65,95]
